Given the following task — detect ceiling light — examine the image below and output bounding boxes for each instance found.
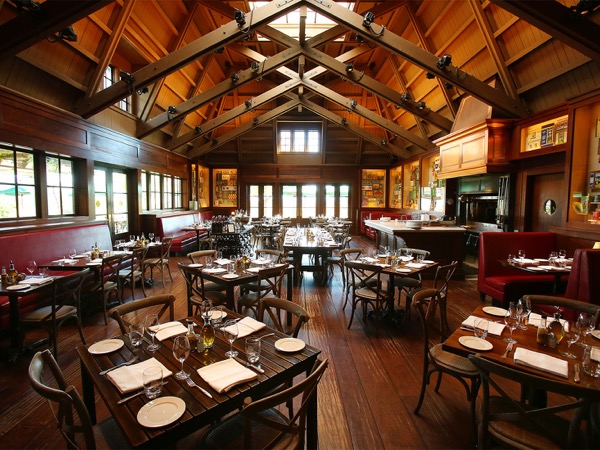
[213,139,219,146]
[245,99,252,108]
[253,118,259,125]
[381,139,387,146]
[234,10,246,27]
[136,87,148,95]
[362,11,374,28]
[194,126,202,134]
[350,100,357,109]
[345,63,354,73]
[13,0,40,11]
[416,101,427,110]
[354,34,365,43]
[58,26,77,42]
[230,72,240,83]
[251,61,260,72]
[167,106,177,115]
[120,71,135,85]
[400,93,411,102]
[436,54,452,70]
[341,118,347,125]
[444,82,454,90]
[426,72,435,79]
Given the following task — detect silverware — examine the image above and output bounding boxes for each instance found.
[502,342,514,359]
[235,356,265,374]
[99,355,139,376]
[574,363,581,383]
[257,333,275,341]
[185,376,213,398]
[117,381,169,404]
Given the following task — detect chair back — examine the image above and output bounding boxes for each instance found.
[523,294,600,325]
[241,358,328,449]
[178,262,224,316]
[564,248,600,304]
[399,248,431,258]
[255,249,284,263]
[158,237,173,260]
[108,294,175,334]
[100,254,124,284]
[412,288,448,351]
[188,249,217,264]
[254,264,289,299]
[38,269,89,327]
[259,297,310,338]
[469,353,600,449]
[29,350,96,449]
[432,261,458,298]
[345,260,387,300]
[130,246,148,272]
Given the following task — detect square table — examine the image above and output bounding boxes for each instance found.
[78,311,321,449]
[283,229,340,284]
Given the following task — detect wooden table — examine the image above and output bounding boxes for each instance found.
[181,225,211,251]
[283,229,339,284]
[77,312,321,449]
[499,259,571,294]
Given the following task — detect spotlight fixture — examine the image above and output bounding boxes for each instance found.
[234,9,246,27]
[362,11,374,28]
[381,139,387,146]
[354,34,365,43]
[230,72,240,83]
[253,118,259,125]
[136,87,149,95]
[345,63,354,74]
[13,0,40,11]
[425,72,435,79]
[570,0,600,15]
[58,26,77,42]
[350,100,357,109]
[167,106,177,115]
[400,93,411,102]
[341,117,347,125]
[213,139,219,146]
[444,82,454,90]
[244,99,252,108]
[215,47,224,54]
[120,71,135,86]
[416,101,427,110]
[251,61,260,72]
[436,54,452,70]
[194,126,202,134]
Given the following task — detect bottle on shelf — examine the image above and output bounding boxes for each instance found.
[186,319,199,353]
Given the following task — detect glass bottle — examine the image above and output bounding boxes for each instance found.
[548,309,564,345]
[536,315,548,345]
[202,317,215,350]
[1,266,7,286]
[186,319,198,353]
[7,261,18,285]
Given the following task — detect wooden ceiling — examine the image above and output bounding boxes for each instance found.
[1,0,599,163]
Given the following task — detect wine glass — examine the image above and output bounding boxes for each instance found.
[516,298,531,330]
[69,249,77,259]
[144,314,161,352]
[504,302,519,344]
[26,260,37,276]
[148,232,155,243]
[577,312,595,346]
[222,319,239,358]
[558,249,567,259]
[172,336,191,380]
[560,321,580,359]
[517,249,526,262]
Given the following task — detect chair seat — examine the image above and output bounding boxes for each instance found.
[21,305,77,322]
[144,257,162,265]
[429,344,479,375]
[395,277,421,289]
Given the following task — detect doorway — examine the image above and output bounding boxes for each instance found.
[526,172,563,231]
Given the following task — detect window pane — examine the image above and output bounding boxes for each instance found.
[62,188,74,215]
[113,213,128,234]
[325,185,335,217]
[282,185,297,218]
[141,171,148,211]
[112,172,127,193]
[249,185,259,218]
[301,185,317,218]
[95,194,107,215]
[61,160,73,187]
[47,186,61,216]
[307,131,320,152]
[94,169,106,192]
[264,185,273,217]
[16,151,35,185]
[46,156,60,186]
[113,193,128,214]
[280,131,291,152]
[293,131,305,152]
[0,183,17,218]
[19,185,36,217]
[339,184,350,219]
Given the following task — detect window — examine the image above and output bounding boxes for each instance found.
[142,171,184,211]
[103,66,130,113]
[301,184,317,218]
[94,167,129,235]
[141,171,148,211]
[249,185,273,218]
[112,172,128,234]
[0,144,36,219]
[163,175,173,209]
[277,121,322,153]
[46,155,74,216]
[149,173,161,210]
[282,185,297,218]
[325,184,350,218]
[174,177,182,208]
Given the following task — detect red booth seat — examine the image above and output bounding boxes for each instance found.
[360,211,413,239]
[0,222,112,332]
[155,211,214,254]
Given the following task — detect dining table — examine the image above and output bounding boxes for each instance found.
[77,310,321,449]
[181,224,211,251]
[499,258,571,294]
[282,228,340,284]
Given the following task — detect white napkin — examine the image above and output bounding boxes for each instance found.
[203,267,226,274]
[20,277,53,286]
[215,259,231,266]
[107,357,173,394]
[246,267,261,273]
[223,316,267,339]
[528,313,567,328]
[362,257,379,264]
[513,347,568,378]
[405,262,426,269]
[51,258,78,264]
[591,347,600,363]
[461,315,506,337]
[251,259,270,265]
[149,321,188,341]
[197,358,257,393]
[376,264,391,268]
[398,256,413,262]
[514,258,538,267]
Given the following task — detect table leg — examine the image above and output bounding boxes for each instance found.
[80,358,97,424]
[306,371,319,450]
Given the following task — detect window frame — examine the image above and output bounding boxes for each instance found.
[46,154,75,217]
[276,121,323,153]
[0,143,37,219]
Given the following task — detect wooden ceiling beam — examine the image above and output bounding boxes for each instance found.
[490,0,600,62]
[75,0,303,118]
[0,0,113,61]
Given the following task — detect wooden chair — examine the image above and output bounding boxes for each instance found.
[198,358,328,450]
[178,262,227,317]
[337,248,364,309]
[345,260,394,335]
[188,250,227,294]
[237,264,288,318]
[29,349,128,449]
[255,249,285,263]
[412,288,480,443]
[259,297,310,338]
[394,248,431,309]
[88,254,125,325]
[469,353,600,449]
[118,246,147,301]
[142,238,173,287]
[108,294,175,335]
[325,236,352,280]
[20,269,89,359]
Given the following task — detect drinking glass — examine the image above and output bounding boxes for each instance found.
[144,314,161,352]
[582,345,600,378]
[206,256,213,268]
[577,312,595,346]
[143,366,163,399]
[69,249,77,259]
[200,300,212,322]
[560,321,580,359]
[216,250,223,261]
[504,302,519,344]
[517,249,526,262]
[172,336,191,380]
[222,319,239,358]
[548,251,558,266]
[558,249,567,259]
[474,318,489,340]
[148,232,154,242]
[27,260,37,276]
[507,253,514,263]
[245,337,261,366]
[130,323,144,347]
[210,305,225,328]
[516,298,531,330]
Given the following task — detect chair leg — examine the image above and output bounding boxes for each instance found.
[166,262,173,282]
[414,363,431,414]
[347,298,357,329]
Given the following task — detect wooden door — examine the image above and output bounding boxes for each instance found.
[527,173,563,231]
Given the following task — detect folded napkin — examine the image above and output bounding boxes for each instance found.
[20,277,52,286]
[461,315,506,337]
[513,347,568,378]
[107,357,173,394]
[197,358,257,394]
[51,258,78,265]
[514,258,538,267]
[398,256,413,262]
[528,313,566,328]
[405,262,426,269]
[591,347,600,363]
[376,264,391,268]
[149,321,188,341]
[223,316,267,339]
[421,260,434,264]
[215,259,231,266]
[203,267,226,274]
[251,258,270,265]
[246,267,261,273]
[362,257,379,264]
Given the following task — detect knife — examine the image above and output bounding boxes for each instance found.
[234,356,264,373]
[574,363,581,383]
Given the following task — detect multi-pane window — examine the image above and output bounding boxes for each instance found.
[142,171,183,211]
[112,172,128,234]
[325,184,350,218]
[46,155,74,216]
[174,177,182,208]
[163,175,173,209]
[301,184,317,218]
[149,173,161,210]
[282,185,297,218]
[277,121,322,153]
[94,169,108,222]
[103,66,130,113]
[249,185,273,218]
[0,144,36,219]
[94,167,129,235]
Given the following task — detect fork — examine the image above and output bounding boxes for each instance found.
[100,355,139,376]
[185,376,213,398]
[502,342,514,358]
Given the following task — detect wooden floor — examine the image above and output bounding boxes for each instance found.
[0,235,484,449]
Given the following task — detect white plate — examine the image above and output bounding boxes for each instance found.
[421,260,434,264]
[86,262,102,266]
[221,273,239,279]
[188,263,203,268]
[482,306,507,317]
[275,338,306,353]
[6,284,29,291]
[395,268,412,273]
[458,336,493,351]
[88,339,124,355]
[137,396,185,428]
[208,310,227,320]
[591,330,600,340]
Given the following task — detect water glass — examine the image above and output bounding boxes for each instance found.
[129,323,144,347]
[582,345,600,378]
[245,337,261,366]
[143,366,163,399]
[560,321,580,359]
[474,318,489,340]
[227,262,235,274]
[517,249,526,262]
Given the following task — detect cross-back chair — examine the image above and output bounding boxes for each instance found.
[187,250,227,294]
[178,262,227,317]
[394,248,431,310]
[89,253,125,325]
[118,246,147,301]
[142,237,173,287]
[237,264,288,317]
[108,294,175,335]
[259,297,310,338]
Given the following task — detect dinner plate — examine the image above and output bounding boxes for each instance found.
[482,306,507,317]
[458,336,493,351]
[395,268,412,273]
[86,262,102,266]
[6,284,29,291]
[591,330,600,340]
[188,263,203,268]
[137,396,185,428]
[88,339,124,355]
[421,260,434,264]
[208,310,227,320]
[275,338,306,353]
[221,273,239,279]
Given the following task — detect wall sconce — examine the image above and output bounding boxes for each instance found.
[345,63,354,74]
[362,11,374,28]
[194,126,202,134]
[436,54,452,70]
[426,72,435,79]
[400,93,411,102]
[230,72,240,83]
[416,101,427,110]
[234,10,246,27]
